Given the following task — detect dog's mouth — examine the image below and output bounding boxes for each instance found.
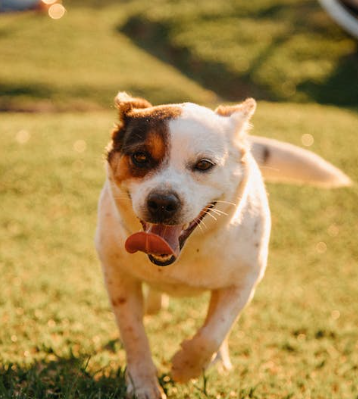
[125,203,216,266]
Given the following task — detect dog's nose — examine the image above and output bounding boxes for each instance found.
[147,191,181,223]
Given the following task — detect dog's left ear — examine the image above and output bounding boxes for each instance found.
[215,98,256,137]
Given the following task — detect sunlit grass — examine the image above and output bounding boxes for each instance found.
[0,5,215,111]
[1,0,357,112]
[121,0,358,105]
[1,104,357,398]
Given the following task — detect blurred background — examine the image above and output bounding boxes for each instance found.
[1,1,358,398]
[1,0,357,110]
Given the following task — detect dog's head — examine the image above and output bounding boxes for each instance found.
[107,92,256,266]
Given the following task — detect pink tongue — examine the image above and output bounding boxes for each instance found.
[125,224,182,258]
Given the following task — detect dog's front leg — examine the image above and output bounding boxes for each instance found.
[104,270,166,399]
[171,283,256,383]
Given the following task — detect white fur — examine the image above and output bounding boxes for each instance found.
[250,135,352,188]
[95,99,349,399]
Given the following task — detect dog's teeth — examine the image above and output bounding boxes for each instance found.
[152,254,171,262]
[183,223,189,230]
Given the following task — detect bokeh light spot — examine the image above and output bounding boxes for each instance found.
[301,133,314,147]
[48,3,66,20]
[73,140,86,153]
[316,241,327,254]
[16,130,31,144]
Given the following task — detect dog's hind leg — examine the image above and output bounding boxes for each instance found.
[145,288,169,315]
[171,282,256,383]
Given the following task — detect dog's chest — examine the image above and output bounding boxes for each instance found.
[120,226,264,295]
[97,177,270,295]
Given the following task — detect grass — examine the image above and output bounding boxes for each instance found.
[0,4,215,112]
[1,0,357,111]
[1,105,357,398]
[1,0,358,397]
[121,0,358,105]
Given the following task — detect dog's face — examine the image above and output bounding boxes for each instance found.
[107,93,256,266]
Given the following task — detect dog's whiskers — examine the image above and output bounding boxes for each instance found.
[257,165,280,172]
[200,220,208,230]
[203,210,218,221]
[215,200,237,207]
[211,208,229,217]
[193,216,208,234]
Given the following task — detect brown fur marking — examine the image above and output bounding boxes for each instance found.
[215,105,240,117]
[215,98,256,117]
[108,101,182,185]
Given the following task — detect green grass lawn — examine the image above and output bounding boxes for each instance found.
[121,0,358,105]
[0,2,215,112]
[1,104,357,398]
[1,0,357,111]
[1,0,358,397]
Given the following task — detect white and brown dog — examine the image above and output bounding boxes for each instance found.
[95,92,350,399]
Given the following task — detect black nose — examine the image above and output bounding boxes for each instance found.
[147,191,181,223]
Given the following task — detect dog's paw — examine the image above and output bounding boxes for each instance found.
[126,368,166,399]
[171,337,217,383]
[126,379,166,399]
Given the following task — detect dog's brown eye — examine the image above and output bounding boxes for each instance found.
[194,159,215,172]
[132,152,150,167]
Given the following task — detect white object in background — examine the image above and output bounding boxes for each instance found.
[318,0,358,39]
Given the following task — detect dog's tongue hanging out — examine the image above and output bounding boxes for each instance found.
[125,224,182,258]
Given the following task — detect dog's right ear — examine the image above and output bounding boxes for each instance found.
[115,92,152,119]
[112,92,152,142]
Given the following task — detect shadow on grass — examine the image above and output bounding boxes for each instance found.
[0,351,178,399]
[0,354,127,399]
[119,3,358,106]
[120,16,269,103]
[298,51,358,106]
[0,82,53,99]
[0,82,104,112]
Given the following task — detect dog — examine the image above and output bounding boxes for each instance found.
[95,92,351,399]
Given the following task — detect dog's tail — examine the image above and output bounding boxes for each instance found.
[249,135,352,188]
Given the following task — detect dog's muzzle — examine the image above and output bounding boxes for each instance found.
[125,203,216,266]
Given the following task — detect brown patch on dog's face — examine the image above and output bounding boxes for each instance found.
[108,128,168,183]
[107,93,181,184]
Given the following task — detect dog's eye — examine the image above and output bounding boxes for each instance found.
[194,159,215,172]
[131,152,150,167]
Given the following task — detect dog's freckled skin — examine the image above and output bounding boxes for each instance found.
[111,297,127,307]
[95,92,351,399]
